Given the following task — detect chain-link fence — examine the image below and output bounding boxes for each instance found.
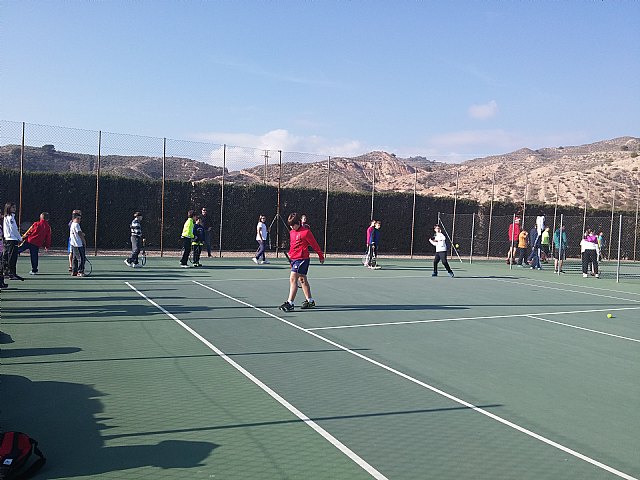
[2,120,640,282]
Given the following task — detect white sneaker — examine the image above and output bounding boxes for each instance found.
[595,273,600,278]
[252,258,259,264]
[29,271,38,275]
[180,264,189,268]
[124,259,132,267]
[583,273,588,278]
[261,260,270,264]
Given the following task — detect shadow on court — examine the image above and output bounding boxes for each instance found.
[3,349,372,366]
[0,347,82,358]
[102,403,503,441]
[314,304,469,312]
[2,375,218,479]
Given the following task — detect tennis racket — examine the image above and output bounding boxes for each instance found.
[83,258,93,277]
[140,238,147,266]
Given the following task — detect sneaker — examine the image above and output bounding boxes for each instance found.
[252,258,259,264]
[432,272,438,277]
[132,264,142,268]
[0,283,8,289]
[77,272,85,277]
[261,260,270,264]
[71,272,78,276]
[9,275,24,281]
[301,300,316,309]
[559,270,565,274]
[124,259,132,267]
[68,267,73,272]
[583,273,588,278]
[29,271,38,275]
[279,301,294,312]
[449,272,455,278]
[537,267,542,270]
[595,273,600,278]
[180,264,189,268]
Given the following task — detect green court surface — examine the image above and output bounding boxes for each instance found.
[2,255,639,479]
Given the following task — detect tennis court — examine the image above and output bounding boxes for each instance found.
[2,255,639,479]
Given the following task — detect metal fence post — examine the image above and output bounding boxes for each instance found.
[276,150,282,258]
[370,161,376,221]
[616,214,622,283]
[634,185,639,261]
[410,169,417,259]
[451,170,459,255]
[218,144,226,258]
[18,122,25,227]
[470,212,475,264]
[160,137,166,257]
[582,184,589,236]
[522,174,528,228]
[558,213,564,276]
[608,188,616,260]
[93,130,101,256]
[486,172,495,259]
[323,156,330,257]
[551,178,560,256]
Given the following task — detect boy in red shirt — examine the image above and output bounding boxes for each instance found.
[18,212,52,275]
[279,212,325,312]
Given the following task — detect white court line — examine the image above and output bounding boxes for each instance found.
[307,306,640,338]
[512,276,640,297]
[190,280,637,480]
[490,277,640,304]
[525,315,640,343]
[125,282,387,480]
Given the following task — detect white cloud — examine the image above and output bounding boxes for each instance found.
[468,100,498,120]
[192,129,365,171]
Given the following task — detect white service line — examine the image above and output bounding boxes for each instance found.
[307,306,640,336]
[525,315,640,342]
[191,280,637,480]
[125,282,387,480]
[490,277,640,304]
[517,276,640,297]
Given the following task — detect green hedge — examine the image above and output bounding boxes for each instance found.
[0,168,628,254]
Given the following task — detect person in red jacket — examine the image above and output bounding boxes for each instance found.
[18,212,52,275]
[279,212,325,312]
[506,216,521,265]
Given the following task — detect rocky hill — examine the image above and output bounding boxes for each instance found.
[1,136,638,209]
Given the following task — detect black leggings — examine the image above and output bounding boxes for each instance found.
[5,240,19,276]
[582,250,598,274]
[434,251,453,274]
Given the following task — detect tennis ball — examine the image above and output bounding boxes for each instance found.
[607,313,613,319]
[455,243,459,248]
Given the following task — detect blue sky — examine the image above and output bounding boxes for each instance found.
[2,1,639,162]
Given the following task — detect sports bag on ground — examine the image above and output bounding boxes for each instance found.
[0,432,46,479]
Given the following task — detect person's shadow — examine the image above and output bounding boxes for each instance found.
[1,375,217,478]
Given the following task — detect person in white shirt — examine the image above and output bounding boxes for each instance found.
[69,213,87,276]
[3,202,23,281]
[428,224,454,278]
[253,214,269,264]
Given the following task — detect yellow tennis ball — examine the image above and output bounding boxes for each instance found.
[455,244,459,248]
[607,313,613,318]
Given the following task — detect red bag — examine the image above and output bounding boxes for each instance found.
[0,432,46,479]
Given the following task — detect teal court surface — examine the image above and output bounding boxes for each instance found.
[2,255,639,479]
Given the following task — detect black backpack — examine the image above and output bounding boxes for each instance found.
[0,432,46,479]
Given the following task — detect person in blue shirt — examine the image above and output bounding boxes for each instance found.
[553,225,568,273]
